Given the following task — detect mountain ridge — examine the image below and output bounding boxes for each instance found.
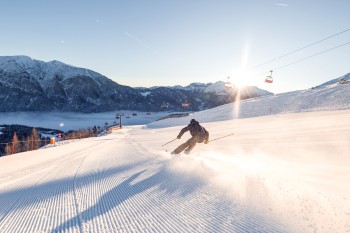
[0,55,269,112]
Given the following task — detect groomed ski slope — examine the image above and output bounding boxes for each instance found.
[0,109,349,233]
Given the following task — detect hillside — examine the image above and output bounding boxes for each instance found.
[148,73,350,128]
[0,107,349,232]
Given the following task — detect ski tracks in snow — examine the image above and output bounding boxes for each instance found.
[0,139,107,232]
[0,131,291,232]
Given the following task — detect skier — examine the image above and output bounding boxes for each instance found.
[171,119,209,154]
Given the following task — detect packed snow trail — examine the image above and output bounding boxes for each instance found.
[0,129,289,232]
[0,110,349,232]
[142,110,350,233]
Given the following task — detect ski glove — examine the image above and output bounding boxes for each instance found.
[177,135,181,139]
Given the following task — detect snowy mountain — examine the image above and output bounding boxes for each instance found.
[137,82,272,110]
[0,56,151,112]
[170,81,269,96]
[145,81,271,96]
[0,56,271,112]
[148,73,350,128]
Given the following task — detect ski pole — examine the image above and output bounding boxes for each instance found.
[208,133,234,143]
[162,138,177,147]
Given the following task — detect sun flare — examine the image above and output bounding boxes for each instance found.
[230,42,253,89]
[231,70,254,89]
[232,76,248,89]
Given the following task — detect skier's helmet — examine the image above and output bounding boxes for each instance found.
[190,119,197,124]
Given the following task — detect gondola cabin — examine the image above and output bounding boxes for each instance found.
[265,70,273,83]
[224,76,233,88]
[224,82,233,88]
[265,77,273,83]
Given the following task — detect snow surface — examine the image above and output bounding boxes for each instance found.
[140,92,151,97]
[0,81,349,232]
[0,110,349,232]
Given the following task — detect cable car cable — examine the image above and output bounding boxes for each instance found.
[273,41,350,71]
[250,28,350,70]
[246,40,350,83]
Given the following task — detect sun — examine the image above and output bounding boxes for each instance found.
[231,71,253,89]
[233,77,249,89]
[230,41,254,89]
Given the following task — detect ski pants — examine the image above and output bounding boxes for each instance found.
[173,135,204,154]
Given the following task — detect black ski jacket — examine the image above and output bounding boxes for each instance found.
[178,122,209,142]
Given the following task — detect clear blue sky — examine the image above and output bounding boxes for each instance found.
[1,0,349,93]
